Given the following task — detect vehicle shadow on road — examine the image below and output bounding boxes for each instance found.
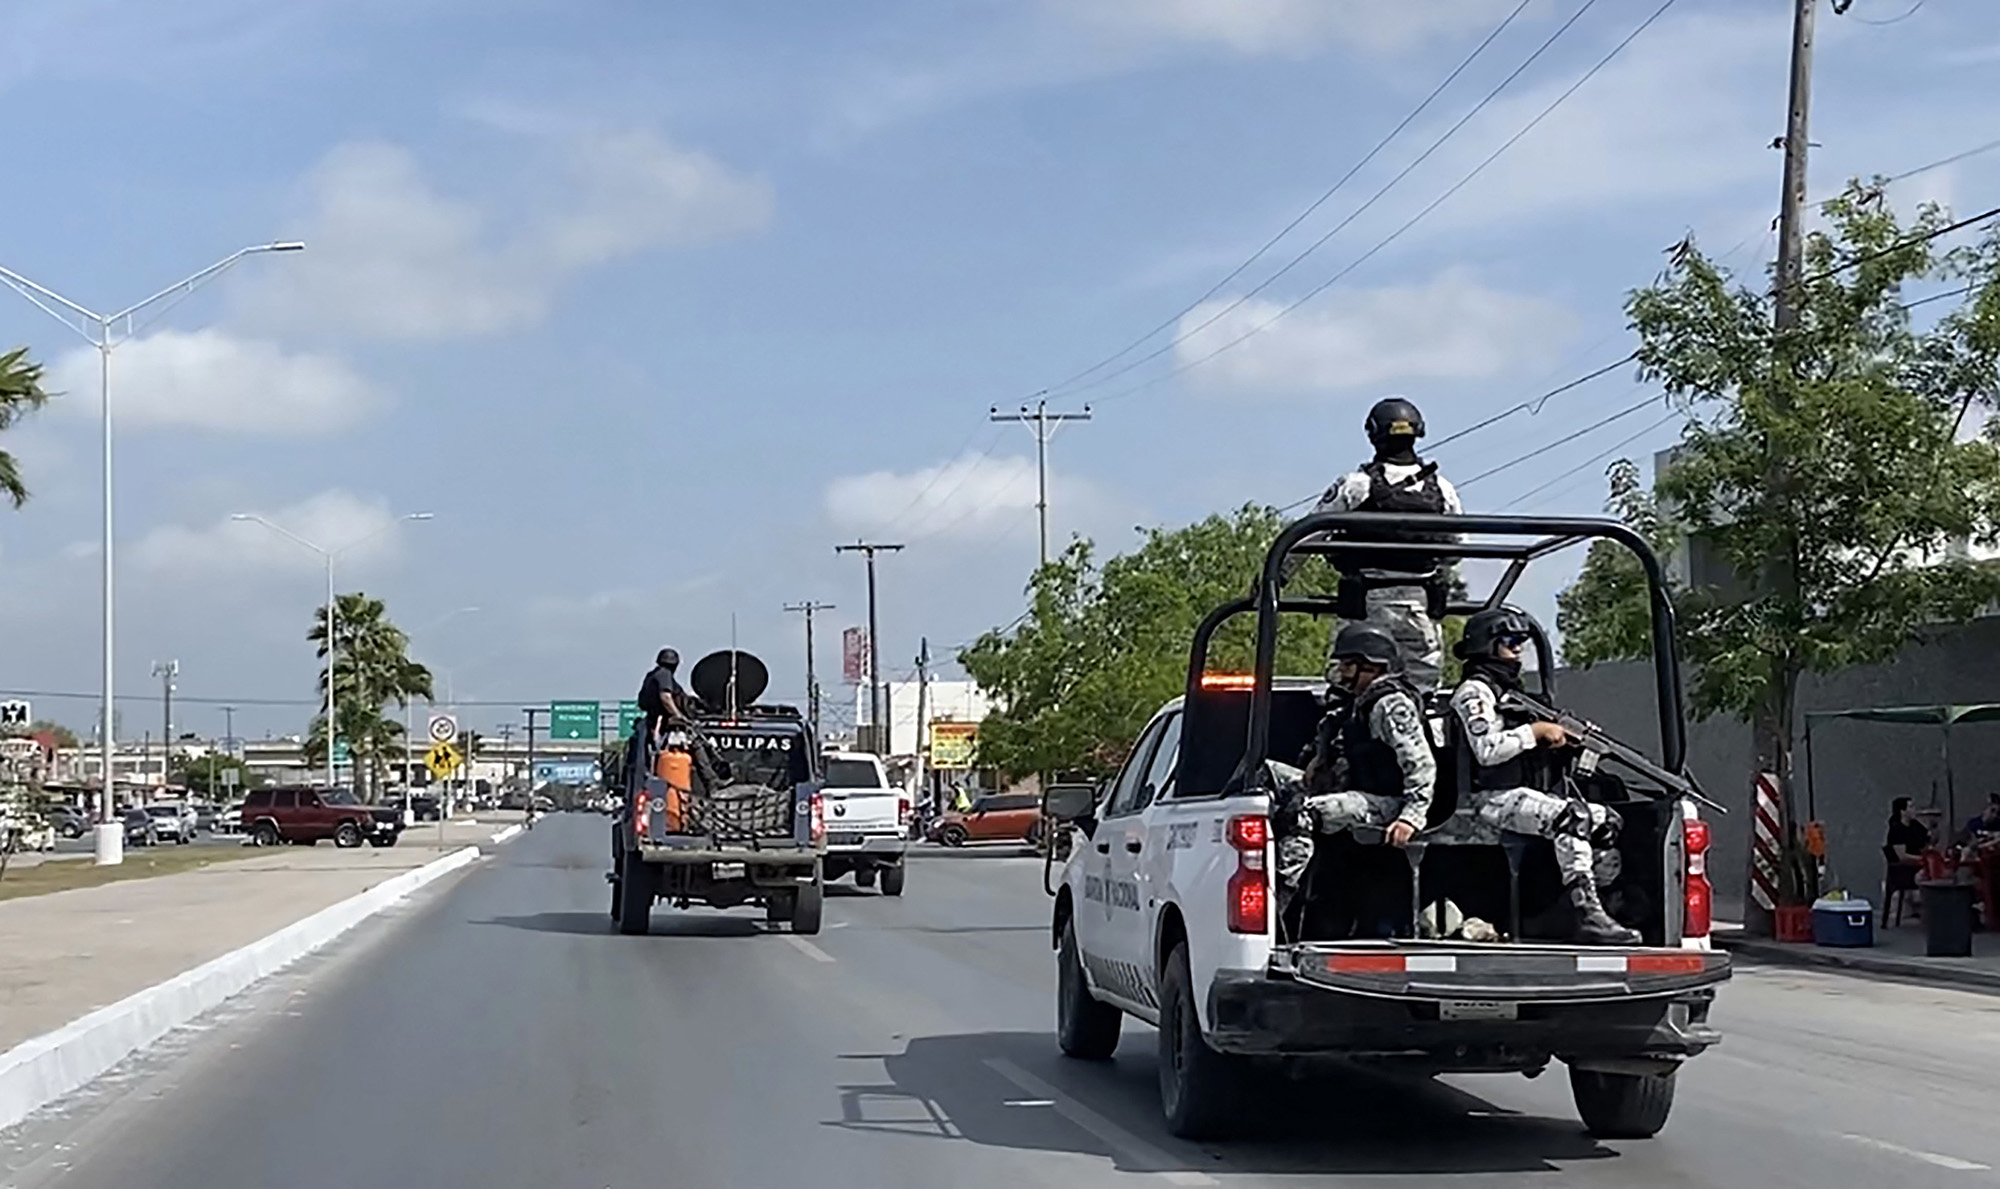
[473,911,763,939]
[827,1030,1615,1177]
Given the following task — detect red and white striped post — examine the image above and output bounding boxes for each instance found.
[1749,771,1784,929]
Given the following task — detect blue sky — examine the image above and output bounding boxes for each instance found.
[1,0,1996,742]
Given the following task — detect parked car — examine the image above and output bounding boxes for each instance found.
[122,807,158,847]
[143,804,191,844]
[44,804,89,840]
[931,791,1046,847]
[240,787,397,848]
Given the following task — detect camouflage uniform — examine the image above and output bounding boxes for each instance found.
[1276,680,1435,887]
[1448,675,1616,888]
[1306,462,1463,691]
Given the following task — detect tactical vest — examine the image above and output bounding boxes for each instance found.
[1464,675,1538,792]
[1340,677,1421,799]
[1334,461,1453,617]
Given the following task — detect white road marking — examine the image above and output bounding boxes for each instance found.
[984,1058,1218,1186]
[783,935,836,963]
[1841,1133,1990,1171]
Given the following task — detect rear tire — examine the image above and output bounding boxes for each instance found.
[1570,1067,1677,1139]
[1158,941,1246,1140]
[616,856,655,936]
[792,880,825,935]
[855,866,877,889]
[880,862,906,897]
[1056,917,1121,1060]
[252,821,280,847]
[765,894,794,924]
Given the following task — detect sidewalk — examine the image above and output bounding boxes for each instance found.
[1716,919,2000,993]
[0,820,501,1054]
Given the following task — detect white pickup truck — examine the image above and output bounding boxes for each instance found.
[819,750,910,895]
[1044,511,1731,1142]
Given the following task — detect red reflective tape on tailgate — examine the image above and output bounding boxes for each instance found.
[1628,953,1707,975]
[1324,954,1407,974]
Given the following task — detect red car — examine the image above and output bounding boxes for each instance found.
[931,792,1046,847]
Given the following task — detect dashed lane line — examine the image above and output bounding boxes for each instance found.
[984,1058,1217,1187]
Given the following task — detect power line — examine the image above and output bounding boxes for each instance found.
[1072,0,1613,403]
[1033,0,1538,399]
[1096,0,1682,407]
[1785,203,2000,294]
[876,423,1003,535]
[1500,410,1686,510]
[1458,394,1664,490]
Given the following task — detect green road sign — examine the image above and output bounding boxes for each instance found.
[332,739,351,764]
[617,700,643,739]
[550,701,601,741]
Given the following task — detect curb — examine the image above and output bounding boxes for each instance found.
[1716,933,2000,994]
[0,844,483,1133]
[489,824,523,845]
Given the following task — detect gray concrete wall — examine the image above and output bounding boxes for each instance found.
[1555,617,2000,921]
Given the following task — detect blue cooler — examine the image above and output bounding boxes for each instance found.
[1811,898,1875,947]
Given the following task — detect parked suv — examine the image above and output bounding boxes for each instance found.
[242,787,401,848]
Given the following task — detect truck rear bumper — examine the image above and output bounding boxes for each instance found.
[825,834,907,858]
[635,844,819,868]
[1205,970,1721,1068]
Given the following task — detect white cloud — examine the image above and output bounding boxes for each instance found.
[541,130,774,269]
[49,329,380,434]
[132,490,411,581]
[1059,0,1519,57]
[242,133,771,342]
[824,452,1113,542]
[1174,269,1573,395]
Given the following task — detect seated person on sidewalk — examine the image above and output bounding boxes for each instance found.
[1276,623,1433,891]
[1448,607,1639,946]
[1886,797,1931,867]
[1959,795,2000,848]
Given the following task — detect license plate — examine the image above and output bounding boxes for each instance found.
[712,862,745,879]
[1438,1000,1518,1021]
[828,832,864,846]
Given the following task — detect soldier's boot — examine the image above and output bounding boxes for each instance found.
[1565,875,1642,946]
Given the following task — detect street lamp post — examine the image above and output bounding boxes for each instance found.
[232,512,434,791]
[0,242,305,866]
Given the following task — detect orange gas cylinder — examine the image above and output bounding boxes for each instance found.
[654,748,693,832]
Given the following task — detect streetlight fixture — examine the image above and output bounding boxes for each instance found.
[0,241,306,866]
[231,511,434,790]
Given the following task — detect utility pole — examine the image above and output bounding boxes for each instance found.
[990,398,1092,567]
[835,542,903,755]
[153,660,177,788]
[1744,0,1818,939]
[221,705,237,757]
[913,637,931,815]
[783,600,836,741]
[523,707,543,824]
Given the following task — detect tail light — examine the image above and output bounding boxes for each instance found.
[898,797,912,827]
[632,791,651,840]
[811,793,826,845]
[1683,817,1712,939]
[1225,814,1269,935]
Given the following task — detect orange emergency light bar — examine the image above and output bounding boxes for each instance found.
[1199,672,1257,690]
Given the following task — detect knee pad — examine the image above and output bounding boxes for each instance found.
[1590,805,1624,849]
[1550,802,1594,842]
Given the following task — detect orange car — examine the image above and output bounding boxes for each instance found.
[932,792,1045,847]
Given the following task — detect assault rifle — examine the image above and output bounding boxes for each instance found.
[1498,689,1727,815]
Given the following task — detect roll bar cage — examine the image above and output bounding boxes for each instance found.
[1182,511,1685,796]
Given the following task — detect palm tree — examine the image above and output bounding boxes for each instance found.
[306,593,434,800]
[0,347,51,508]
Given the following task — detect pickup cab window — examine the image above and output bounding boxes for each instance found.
[1105,716,1170,818]
[823,758,885,789]
[1135,713,1182,812]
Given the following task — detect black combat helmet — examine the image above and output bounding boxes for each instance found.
[1454,607,1537,661]
[1364,397,1426,448]
[657,647,680,669]
[1330,622,1401,671]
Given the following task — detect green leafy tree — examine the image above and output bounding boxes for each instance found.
[171,753,262,799]
[1558,183,2000,831]
[0,347,51,508]
[1556,459,1682,665]
[960,505,1332,780]
[305,593,434,800]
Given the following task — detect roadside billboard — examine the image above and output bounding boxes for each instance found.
[929,721,978,770]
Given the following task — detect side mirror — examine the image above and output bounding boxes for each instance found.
[1044,784,1096,823]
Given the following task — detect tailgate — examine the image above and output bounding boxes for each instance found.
[821,789,901,835]
[1278,941,1730,1003]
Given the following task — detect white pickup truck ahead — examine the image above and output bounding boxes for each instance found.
[1044,510,1731,1142]
[819,751,910,895]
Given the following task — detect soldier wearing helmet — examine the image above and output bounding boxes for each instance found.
[1297,396,1462,690]
[1449,607,1640,945]
[1276,623,1437,891]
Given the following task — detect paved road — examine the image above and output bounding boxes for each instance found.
[7,815,2000,1187]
